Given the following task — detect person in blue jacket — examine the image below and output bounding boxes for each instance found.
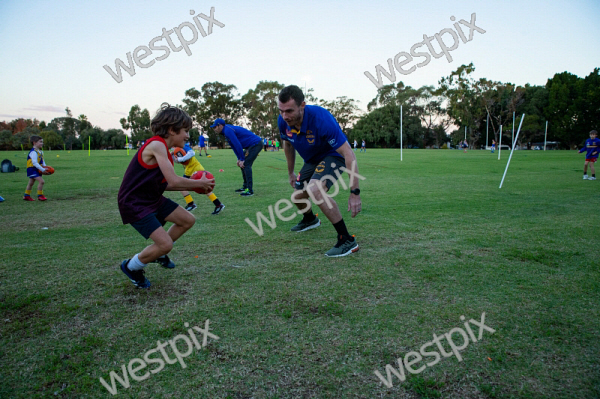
[210,119,262,196]
[198,133,209,156]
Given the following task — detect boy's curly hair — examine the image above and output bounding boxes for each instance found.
[151,103,193,138]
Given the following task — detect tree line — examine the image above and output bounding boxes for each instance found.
[2,65,597,151]
[353,64,599,149]
[0,107,127,151]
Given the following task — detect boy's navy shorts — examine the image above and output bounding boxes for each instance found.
[130,198,179,239]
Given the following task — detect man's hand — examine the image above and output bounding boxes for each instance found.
[289,172,297,188]
[348,194,361,218]
[237,160,245,168]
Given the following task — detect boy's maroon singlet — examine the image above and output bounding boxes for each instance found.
[118,136,174,224]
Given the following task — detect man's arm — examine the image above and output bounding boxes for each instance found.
[284,140,297,188]
[336,141,362,218]
[224,127,245,160]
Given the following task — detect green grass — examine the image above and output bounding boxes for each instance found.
[1,148,599,398]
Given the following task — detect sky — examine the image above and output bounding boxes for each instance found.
[1,0,599,131]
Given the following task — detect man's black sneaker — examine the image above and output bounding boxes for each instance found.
[120,259,151,288]
[212,204,225,215]
[324,235,359,257]
[240,189,254,196]
[290,217,321,232]
[234,187,246,193]
[155,255,175,269]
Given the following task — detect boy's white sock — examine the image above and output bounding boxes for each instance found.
[128,254,147,271]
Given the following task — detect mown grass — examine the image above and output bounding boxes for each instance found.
[0,147,598,398]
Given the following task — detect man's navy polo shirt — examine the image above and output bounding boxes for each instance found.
[278,105,347,164]
[222,125,262,161]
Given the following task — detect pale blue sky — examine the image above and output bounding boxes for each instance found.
[1,0,599,130]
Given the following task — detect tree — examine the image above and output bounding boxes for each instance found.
[242,80,285,138]
[105,129,127,149]
[0,130,12,150]
[513,85,549,147]
[48,115,77,149]
[182,82,243,147]
[319,96,361,133]
[77,114,92,136]
[39,130,64,150]
[355,82,428,148]
[545,71,583,148]
[439,63,487,147]
[417,86,450,148]
[80,127,104,149]
[576,68,600,145]
[120,105,152,145]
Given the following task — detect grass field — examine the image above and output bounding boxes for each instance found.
[1,147,599,398]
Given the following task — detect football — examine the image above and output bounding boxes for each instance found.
[172,147,186,160]
[43,166,55,175]
[191,170,214,194]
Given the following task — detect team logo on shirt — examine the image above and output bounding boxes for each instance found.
[328,139,336,146]
[286,129,293,138]
[306,130,315,145]
[315,161,325,173]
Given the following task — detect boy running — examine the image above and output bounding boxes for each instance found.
[198,133,209,156]
[174,142,225,214]
[579,130,600,180]
[117,104,215,288]
[24,135,50,201]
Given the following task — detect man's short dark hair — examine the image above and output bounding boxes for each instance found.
[279,85,304,106]
[151,103,193,138]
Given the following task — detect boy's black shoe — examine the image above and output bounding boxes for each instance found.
[212,204,225,215]
[155,255,176,269]
[120,259,151,288]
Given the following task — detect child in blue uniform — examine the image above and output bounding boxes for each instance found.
[579,130,600,180]
[24,135,49,201]
[198,134,209,156]
[117,104,215,288]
